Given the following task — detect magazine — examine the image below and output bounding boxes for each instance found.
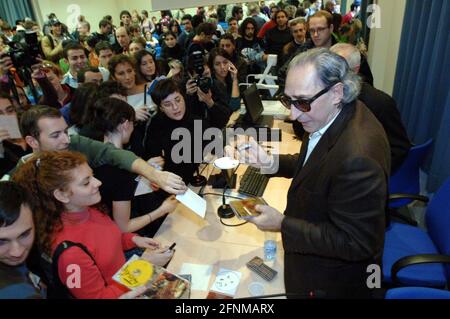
[113,255,190,299]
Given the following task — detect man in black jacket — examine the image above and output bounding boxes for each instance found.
[230,48,389,298]
[331,43,411,173]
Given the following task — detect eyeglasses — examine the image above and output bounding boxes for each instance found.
[309,26,329,35]
[161,95,183,109]
[279,83,338,112]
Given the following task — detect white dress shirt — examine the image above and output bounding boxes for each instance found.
[303,110,342,166]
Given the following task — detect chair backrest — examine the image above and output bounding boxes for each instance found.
[385,287,450,299]
[389,139,433,207]
[426,176,450,279]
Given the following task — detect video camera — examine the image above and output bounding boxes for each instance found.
[191,50,212,94]
[1,31,41,104]
[5,31,41,69]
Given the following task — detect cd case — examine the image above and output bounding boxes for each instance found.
[113,255,190,299]
[229,197,267,219]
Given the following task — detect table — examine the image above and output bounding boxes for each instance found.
[151,102,301,299]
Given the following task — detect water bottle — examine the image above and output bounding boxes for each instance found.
[264,232,277,261]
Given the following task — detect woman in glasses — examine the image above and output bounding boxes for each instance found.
[144,78,223,184]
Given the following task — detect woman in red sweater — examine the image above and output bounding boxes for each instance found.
[13,150,174,299]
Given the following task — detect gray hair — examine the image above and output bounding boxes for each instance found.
[330,43,361,71]
[288,17,307,28]
[288,48,361,104]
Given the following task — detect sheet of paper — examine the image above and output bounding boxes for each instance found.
[179,263,212,291]
[134,176,154,196]
[176,188,206,218]
[0,115,22,139]
[210,268,242,297]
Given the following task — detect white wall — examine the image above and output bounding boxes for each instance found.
[367,0,406,95]
[33,0,123,31]
[31,0,250,32]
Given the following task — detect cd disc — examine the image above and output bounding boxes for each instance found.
[119,260,153,288]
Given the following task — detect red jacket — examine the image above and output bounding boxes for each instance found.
[52,207,136,299]
[257,20,276,39]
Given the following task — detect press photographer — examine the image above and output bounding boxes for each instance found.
[1,30,42,105]
[184,50,231,129]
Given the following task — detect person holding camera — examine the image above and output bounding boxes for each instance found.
[30,60,72,109]
[144,78,225,184]
[208,47,241,112]
[40,19,69,63]
[184,51,231,129]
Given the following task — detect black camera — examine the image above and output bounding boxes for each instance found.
[195,76,212,94]
[191,50,211,93]
[6,32,41,69]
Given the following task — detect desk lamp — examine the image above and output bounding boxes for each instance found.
[213,157,239,219]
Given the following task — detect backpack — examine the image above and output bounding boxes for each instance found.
[39,241,107,299]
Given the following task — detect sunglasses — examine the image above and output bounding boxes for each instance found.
[279,83,338,112]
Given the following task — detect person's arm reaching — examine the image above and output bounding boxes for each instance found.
[70,135,186,194]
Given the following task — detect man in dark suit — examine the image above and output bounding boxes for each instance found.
[330,43,411,174]
[229,48,390,298]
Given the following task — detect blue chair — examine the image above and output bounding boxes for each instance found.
[383,176,450,288]
[386,287,450,299]
[389,139,433,208]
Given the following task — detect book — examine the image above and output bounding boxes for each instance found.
[229,197,267,220]
[113,255,190,299]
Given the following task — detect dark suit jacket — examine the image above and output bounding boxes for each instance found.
[358,82,411,174]
[276,101,390,298]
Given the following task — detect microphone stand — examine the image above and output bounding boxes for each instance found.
[217,183,234,219]
[217,166,238,219]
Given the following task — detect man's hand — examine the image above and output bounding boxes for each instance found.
[247,205,285,231]
[152,169,187,194]
[132,158,187,194]
[225,136,273,168]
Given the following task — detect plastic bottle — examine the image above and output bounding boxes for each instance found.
[264,232,277,261]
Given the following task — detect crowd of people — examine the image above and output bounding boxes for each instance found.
[0,0,412,299]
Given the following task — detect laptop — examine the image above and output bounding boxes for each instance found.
[236,83,274,129]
